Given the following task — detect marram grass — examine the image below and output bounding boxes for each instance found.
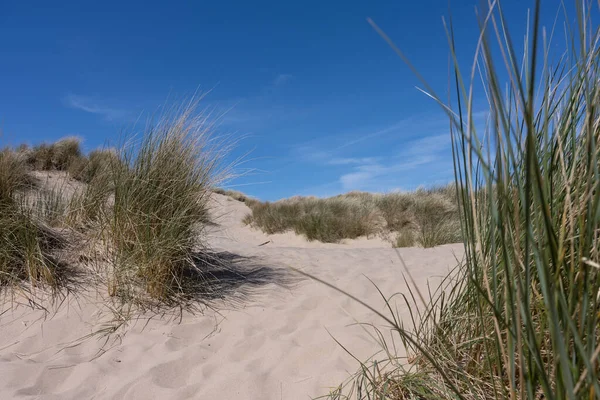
[104,101,225,305]
[243,187,461,247]
[0,150,65,292]
[323,1,600,399]
[1,100,229,310]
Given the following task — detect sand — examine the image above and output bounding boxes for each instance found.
[0,192,463,399]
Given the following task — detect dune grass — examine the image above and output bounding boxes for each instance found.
[243,188,461,246]
[67,167,113,226]
[0,150,65,291]
[1,100,227,310]
[27,186,69,227]
[22,137,83,172]
[0,149,31,204]
[68,148,121,184]
[103,102,223,304]
[66,149,122,227]
[213,187,259,206]
[324,1,600,399]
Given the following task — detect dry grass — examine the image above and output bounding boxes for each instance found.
[0,150,67,292]
[68,148,121,183]
[23,137,83,172]
[66,149,121,227]
[213,187,259,206]
[243,187,461,246]
[0,149,32,203]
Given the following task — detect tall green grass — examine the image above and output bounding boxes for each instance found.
[324,0,600,398]
[105,102,224,303]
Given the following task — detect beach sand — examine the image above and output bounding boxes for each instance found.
[0,192,463,399]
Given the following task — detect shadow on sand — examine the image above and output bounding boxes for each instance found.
[70,250,302,345]
[179,250,301,308]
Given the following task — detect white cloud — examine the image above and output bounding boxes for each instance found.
[337,134,453,191]
[327,157,379,165]
[272,73,293,86]
[340,171,373,188]
[64,94,129,121]
[402,134,451,157]
[282,118,457,193]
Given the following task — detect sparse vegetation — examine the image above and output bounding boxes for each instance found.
[67,167,113,226]
[66,149,120,226]
[325,0,600,399]
[28,186,69,227]
[243,187,461,246]
[213,187,258,206]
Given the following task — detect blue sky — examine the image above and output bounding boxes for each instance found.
[0,0,571,200]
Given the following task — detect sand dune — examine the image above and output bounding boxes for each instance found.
[0,193,463,399]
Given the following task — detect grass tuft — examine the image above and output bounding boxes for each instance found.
[52,137,82,170]
[104,101,222,303]
[0,149,32,204]
[24,137,83,172]
[69,148,121,183]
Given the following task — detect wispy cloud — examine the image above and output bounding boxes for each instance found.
[284,107,495,193]
[336,120,411,149]
[327,157,380,166]
[337,134,453,191]
[272,73,293,86]
[293,129,454,193]
[64,94,130,121]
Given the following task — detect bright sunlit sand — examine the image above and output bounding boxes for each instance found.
[0,185,462,399]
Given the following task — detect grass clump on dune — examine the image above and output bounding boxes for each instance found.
[1,100,229,309]
[68,148,121,184]
[105,102,223,303]
[325,1,600,399]
[243,187,460,246]
[0,208,65,290]
[23,137,83,172]
[0,150,65,291]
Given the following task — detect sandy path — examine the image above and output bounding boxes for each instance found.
[0,193,463,399]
